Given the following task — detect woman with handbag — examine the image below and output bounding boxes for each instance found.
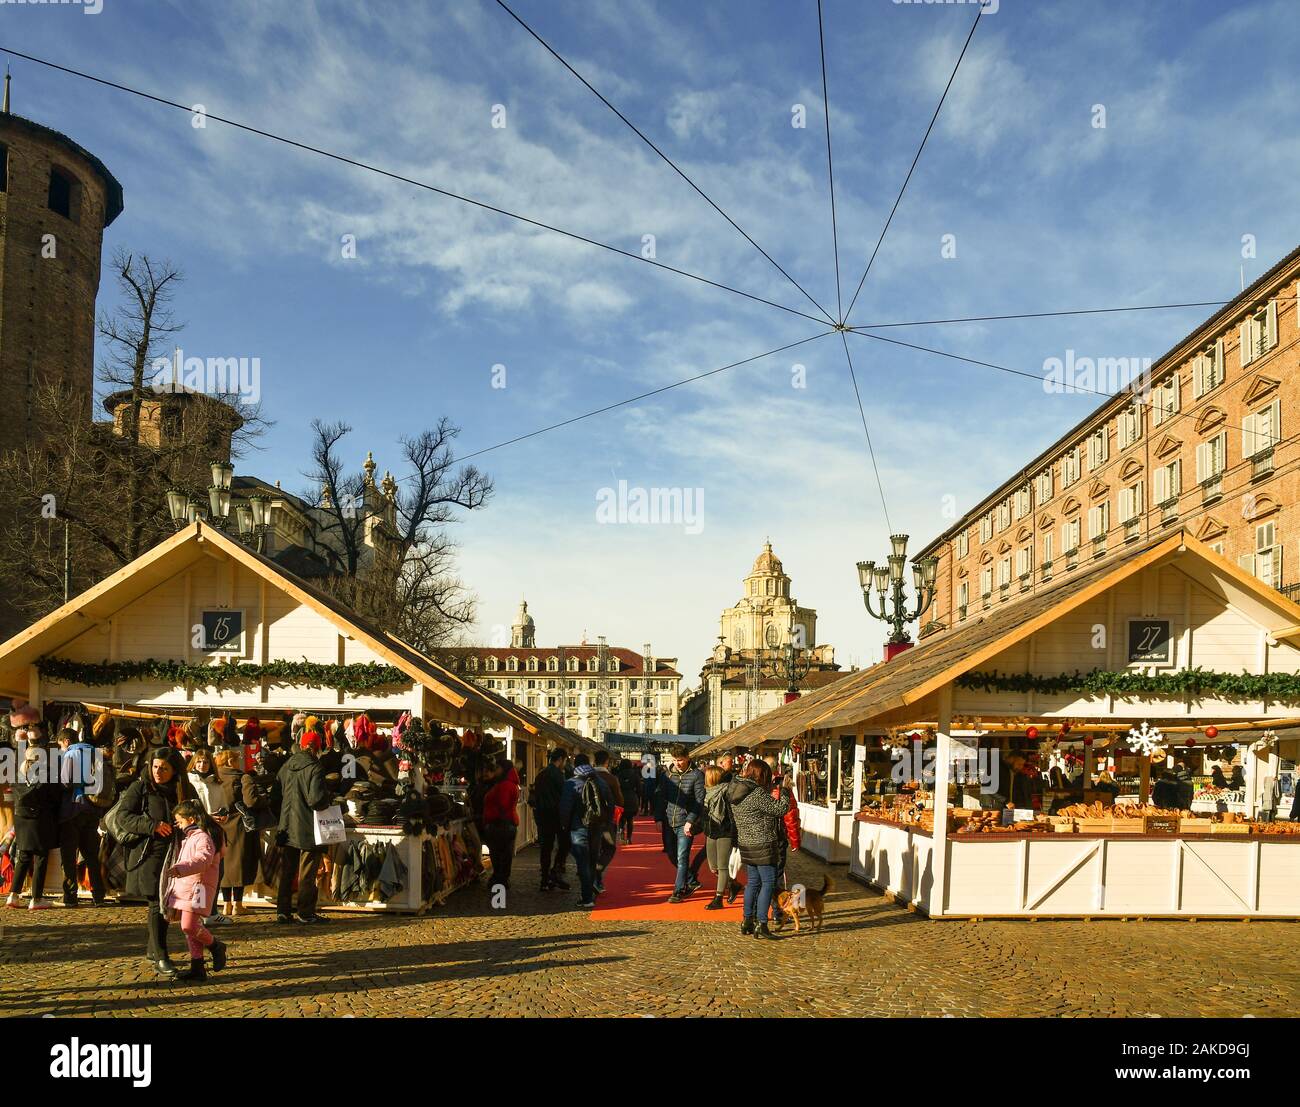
[697,765,742,911]
[113,747,192,980]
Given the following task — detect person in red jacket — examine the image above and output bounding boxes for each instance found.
[764,755,801,924]
[482,756,521,892]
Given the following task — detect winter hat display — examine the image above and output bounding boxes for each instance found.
[8,701,39,728]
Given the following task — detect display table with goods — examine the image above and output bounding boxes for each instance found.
[242,717,493,914]
[848,715,1300,918]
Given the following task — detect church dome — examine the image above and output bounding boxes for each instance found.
[751,541,784,575]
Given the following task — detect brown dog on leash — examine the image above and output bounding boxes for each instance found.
[773,875,833,933]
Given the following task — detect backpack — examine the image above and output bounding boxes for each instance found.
[704,785,729,827]
[580,774,608,828]
[88,763,117,811]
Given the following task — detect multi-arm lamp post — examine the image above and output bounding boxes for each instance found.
[167,462,271,553]
[761,625,812,704]
[857,533,939,660]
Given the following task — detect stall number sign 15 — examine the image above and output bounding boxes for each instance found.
[198,610,243,652]
[1127,619,1171,664]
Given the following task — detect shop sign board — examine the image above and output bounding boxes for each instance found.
[1143,814,1180,834]
[1127,618,1172,664]
[198,609,244,653]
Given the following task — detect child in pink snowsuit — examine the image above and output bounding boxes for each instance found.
[164,800,226,979]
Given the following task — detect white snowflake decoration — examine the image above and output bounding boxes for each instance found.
[1126,721,1166,757]
[881,733,909,751]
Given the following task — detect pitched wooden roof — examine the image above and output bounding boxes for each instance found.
[0,522,596,751]
[695,529,1300,755]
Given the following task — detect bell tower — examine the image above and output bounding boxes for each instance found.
[0,84,124,443]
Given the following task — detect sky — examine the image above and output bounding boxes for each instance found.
[7,0,1300,687]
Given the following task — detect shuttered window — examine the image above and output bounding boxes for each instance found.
[1153,460,1181,505]
[1242,398,1281,458]
[1240,301,1278,367]
[1118,482,1144,523]
[1117,405,1144,450]
[1195,432,1227,482]
[1240,522,1283,586]
[1014,485,1032,519]
[1087,501,1110,540]
[1087,428,1109,469]
[1062,448,1081,487]
[1151,376,1180,426]
[1193,340,1226,396]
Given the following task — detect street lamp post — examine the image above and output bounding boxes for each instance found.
[166,464,269,554]
[246,494,270,554]
[207,460,234,529]
[857,533,938,660]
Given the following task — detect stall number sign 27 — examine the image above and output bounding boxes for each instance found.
[1127,619,1171,664]
[197,610,243,653]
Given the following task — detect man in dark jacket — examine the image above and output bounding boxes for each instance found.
[614,754,641,843]
[56,727,108,907]
[558,754,611,908]
[531,748,570,891]
[591,750,624,894]
[276,732,335,924]
[654,745,705,902]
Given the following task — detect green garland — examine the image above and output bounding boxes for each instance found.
[957,667,1300,700]
[37,657,409,693]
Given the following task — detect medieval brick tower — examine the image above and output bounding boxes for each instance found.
[0,76,124,443]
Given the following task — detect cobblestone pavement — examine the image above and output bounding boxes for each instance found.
[1,845,1295,1018]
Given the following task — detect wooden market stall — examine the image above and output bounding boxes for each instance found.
[0,520,592,910]
[698,531,1300,917]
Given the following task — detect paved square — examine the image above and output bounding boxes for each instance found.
[1,843,1294,1018]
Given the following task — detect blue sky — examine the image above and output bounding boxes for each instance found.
[7,0,1300,688]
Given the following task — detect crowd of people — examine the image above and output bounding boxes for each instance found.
[3,699,817,982]
[527,743,803,937]
[1,706,430,982]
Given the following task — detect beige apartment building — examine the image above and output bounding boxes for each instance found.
[918,244,1300,631]
[450,602,682,739]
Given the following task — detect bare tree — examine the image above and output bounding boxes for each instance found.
[0,252,263,629]
[304,418,493,652]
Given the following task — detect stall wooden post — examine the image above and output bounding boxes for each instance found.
[1241,743,1256,818]
[931,684,953,919]
[1139,752,1151,803]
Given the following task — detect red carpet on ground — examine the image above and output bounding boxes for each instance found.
[588,815,744,922]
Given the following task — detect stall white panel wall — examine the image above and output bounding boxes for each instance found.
[945,840,1021,914]
[851,822,934,913]
[1177,839,1256,914]
[1258,843,1300,914]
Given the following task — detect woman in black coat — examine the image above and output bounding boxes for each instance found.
[114,747,191,980]
[5,748,61,909]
